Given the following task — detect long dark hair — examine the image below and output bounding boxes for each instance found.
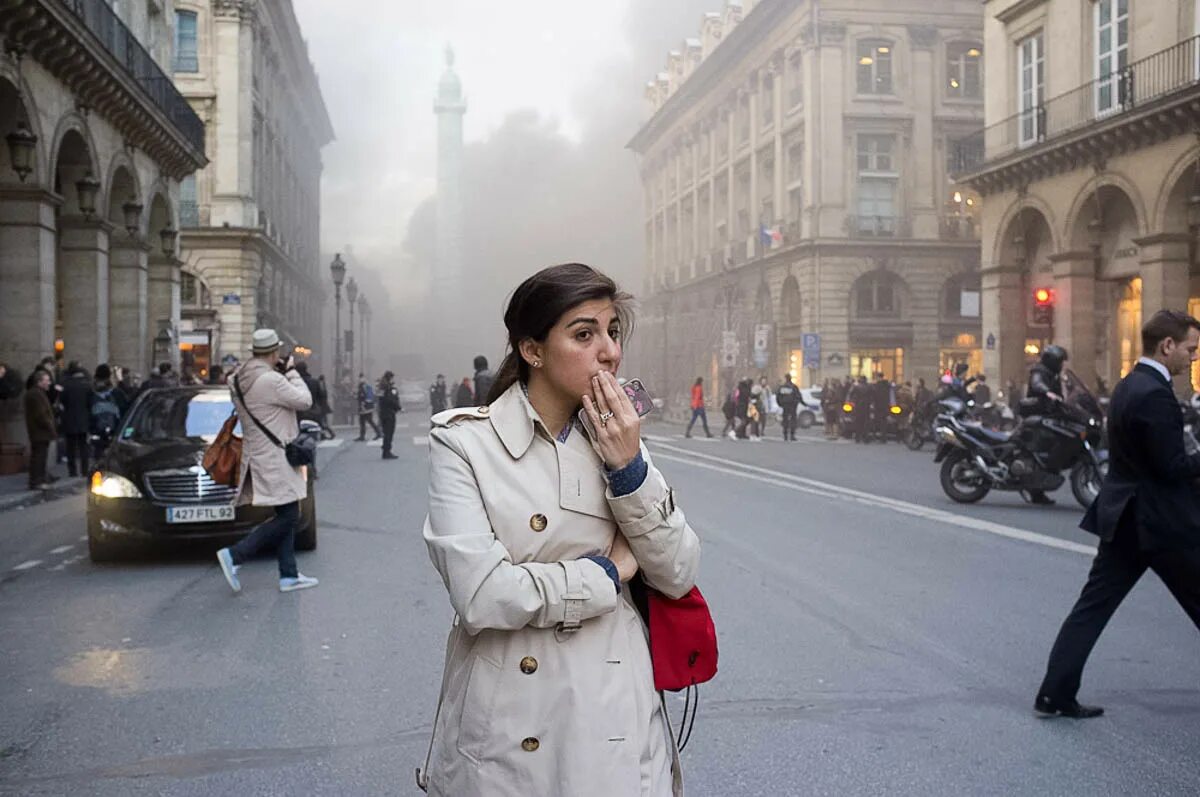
[487,263,635,404]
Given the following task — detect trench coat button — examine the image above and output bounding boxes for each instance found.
[477,406,490,415]
[519,656,538,674]
[530,513,548,532]
[521,737,540,752]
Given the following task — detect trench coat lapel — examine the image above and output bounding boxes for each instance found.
[489,383,612,520]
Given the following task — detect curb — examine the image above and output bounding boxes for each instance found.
[0,479,87,514]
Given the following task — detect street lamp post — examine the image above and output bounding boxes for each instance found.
[329,253,346,418]
[346,277,358,380]
[357,295,368,381]
[658,276,673,411]
[720,267,738,403]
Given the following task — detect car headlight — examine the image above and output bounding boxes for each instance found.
[842,403,854,413]
[90,472,143,499]
[889,405,902,415]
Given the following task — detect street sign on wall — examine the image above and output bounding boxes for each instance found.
[721,331,738,368]
[753,324,770,369]
[801,332,821,369]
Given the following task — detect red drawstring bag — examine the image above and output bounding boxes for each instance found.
[632,578,718,692]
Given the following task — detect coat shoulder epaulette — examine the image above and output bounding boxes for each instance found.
[431,406,492,429]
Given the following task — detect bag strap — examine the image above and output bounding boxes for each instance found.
[233,375,285,450]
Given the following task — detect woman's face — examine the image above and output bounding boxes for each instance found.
[527,298,622,403]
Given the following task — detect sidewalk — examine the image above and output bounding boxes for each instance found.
[0,468,87,513]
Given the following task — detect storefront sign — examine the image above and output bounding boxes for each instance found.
[986,333,996,351]
[753,324,770,369]
[222,293,241,305]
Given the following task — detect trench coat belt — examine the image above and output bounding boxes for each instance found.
[558,559,585,634]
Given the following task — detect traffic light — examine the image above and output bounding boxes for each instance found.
[1032,287,1055,325]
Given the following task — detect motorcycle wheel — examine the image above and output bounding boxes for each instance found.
[939,451,991,503]
[1069,459,1106,509]
[904,427,925,451]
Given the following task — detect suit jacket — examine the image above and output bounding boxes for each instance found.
[1081,362,1200,551]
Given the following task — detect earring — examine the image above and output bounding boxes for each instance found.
[532,360,542,368]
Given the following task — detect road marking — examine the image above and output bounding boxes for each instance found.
[413,436,430,446]
[646,441,1096,557]
[12,560,42,571]
[317,439,344,449]
[49,545,74,555]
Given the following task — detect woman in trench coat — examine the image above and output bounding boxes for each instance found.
[418,263,702,796]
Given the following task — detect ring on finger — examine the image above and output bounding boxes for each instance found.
[599,411,615,425]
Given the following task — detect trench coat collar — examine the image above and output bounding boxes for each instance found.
[490,381,543,459]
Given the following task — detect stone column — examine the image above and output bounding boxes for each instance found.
[108,238,150,373]
[57,217,112,368]
[146,254,181,371]
[1136,233,1193,394]
[0,187,58,370]
[726,109,736,237]
[907,25,938,238]
[981,264,1026,387]
[1136,233,1191,316]
[1050,250,1098,382]
[772,65,785,220]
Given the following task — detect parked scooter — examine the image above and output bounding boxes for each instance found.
[933,370,1108,508]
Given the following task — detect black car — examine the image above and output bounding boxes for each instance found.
[87,386,317,562]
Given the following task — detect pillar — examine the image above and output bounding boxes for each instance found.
[908,26,937,238]
[108,239,150,373]
[981,264,1026,388]
[1050,250,1098,383]
[0,187,58,370]
[1136,233,1193,395]
[57,217,111,369]
[146,254,181,371]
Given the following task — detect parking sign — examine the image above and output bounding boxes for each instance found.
[802,333,821,369]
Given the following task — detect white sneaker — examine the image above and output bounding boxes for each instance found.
[216,548,241,593]
[279,573,319,592]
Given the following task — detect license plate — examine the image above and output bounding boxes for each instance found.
[166,505,235,524]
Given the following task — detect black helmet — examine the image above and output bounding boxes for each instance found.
[1040,345,1068,373]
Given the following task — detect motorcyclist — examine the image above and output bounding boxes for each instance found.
[1020,344,1070,505]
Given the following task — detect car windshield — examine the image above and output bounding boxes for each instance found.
[122,390,241,443]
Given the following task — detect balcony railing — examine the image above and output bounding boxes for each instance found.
[845,214,910,238]
[938,214,979,240]
[61,0,205,154]
[955,35,1200,174]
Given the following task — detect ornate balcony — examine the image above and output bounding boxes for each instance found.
[954,35,1200,194]
[3,0,207,177]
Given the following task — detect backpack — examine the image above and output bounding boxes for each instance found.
[360,383,376,409]
[91,388,121,434]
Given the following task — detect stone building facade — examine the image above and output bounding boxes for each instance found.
[957,0,1200,395]
[628,0,985,412]
[172,0,332,377]
[0,0,206,451]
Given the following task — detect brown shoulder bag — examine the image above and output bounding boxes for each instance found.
[203,411,242,486]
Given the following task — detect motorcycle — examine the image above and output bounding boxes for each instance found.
[933,370,1108,509]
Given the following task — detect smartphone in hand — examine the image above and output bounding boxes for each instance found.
[577,378,655,438]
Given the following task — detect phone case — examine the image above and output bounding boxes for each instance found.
[577,378,655,439]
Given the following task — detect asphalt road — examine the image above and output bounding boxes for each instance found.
[0,420,1197,795]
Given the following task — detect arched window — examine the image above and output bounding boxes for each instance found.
[854,270,901,317]
[942,272,981,318]
[781,275,802,323]
[946,42,982,99]
[856,40,893,95]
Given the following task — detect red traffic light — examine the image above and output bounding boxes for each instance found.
[1034,287,1054,305]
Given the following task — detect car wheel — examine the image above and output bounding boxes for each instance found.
[797,411,815,429]
[87,521,125,563]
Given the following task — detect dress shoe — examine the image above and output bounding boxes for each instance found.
[1033,694,1104,719]
[1027,492,1056,506]
[382,452,398,460]
[353,436,365,442]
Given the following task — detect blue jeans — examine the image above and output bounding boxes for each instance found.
[685,407,711,436]
[229,501,299,579]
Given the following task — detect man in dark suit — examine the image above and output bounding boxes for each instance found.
[1034,309,1200,719]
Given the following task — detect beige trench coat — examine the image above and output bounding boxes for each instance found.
[420,382,701,797]
[230,358,311,507]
